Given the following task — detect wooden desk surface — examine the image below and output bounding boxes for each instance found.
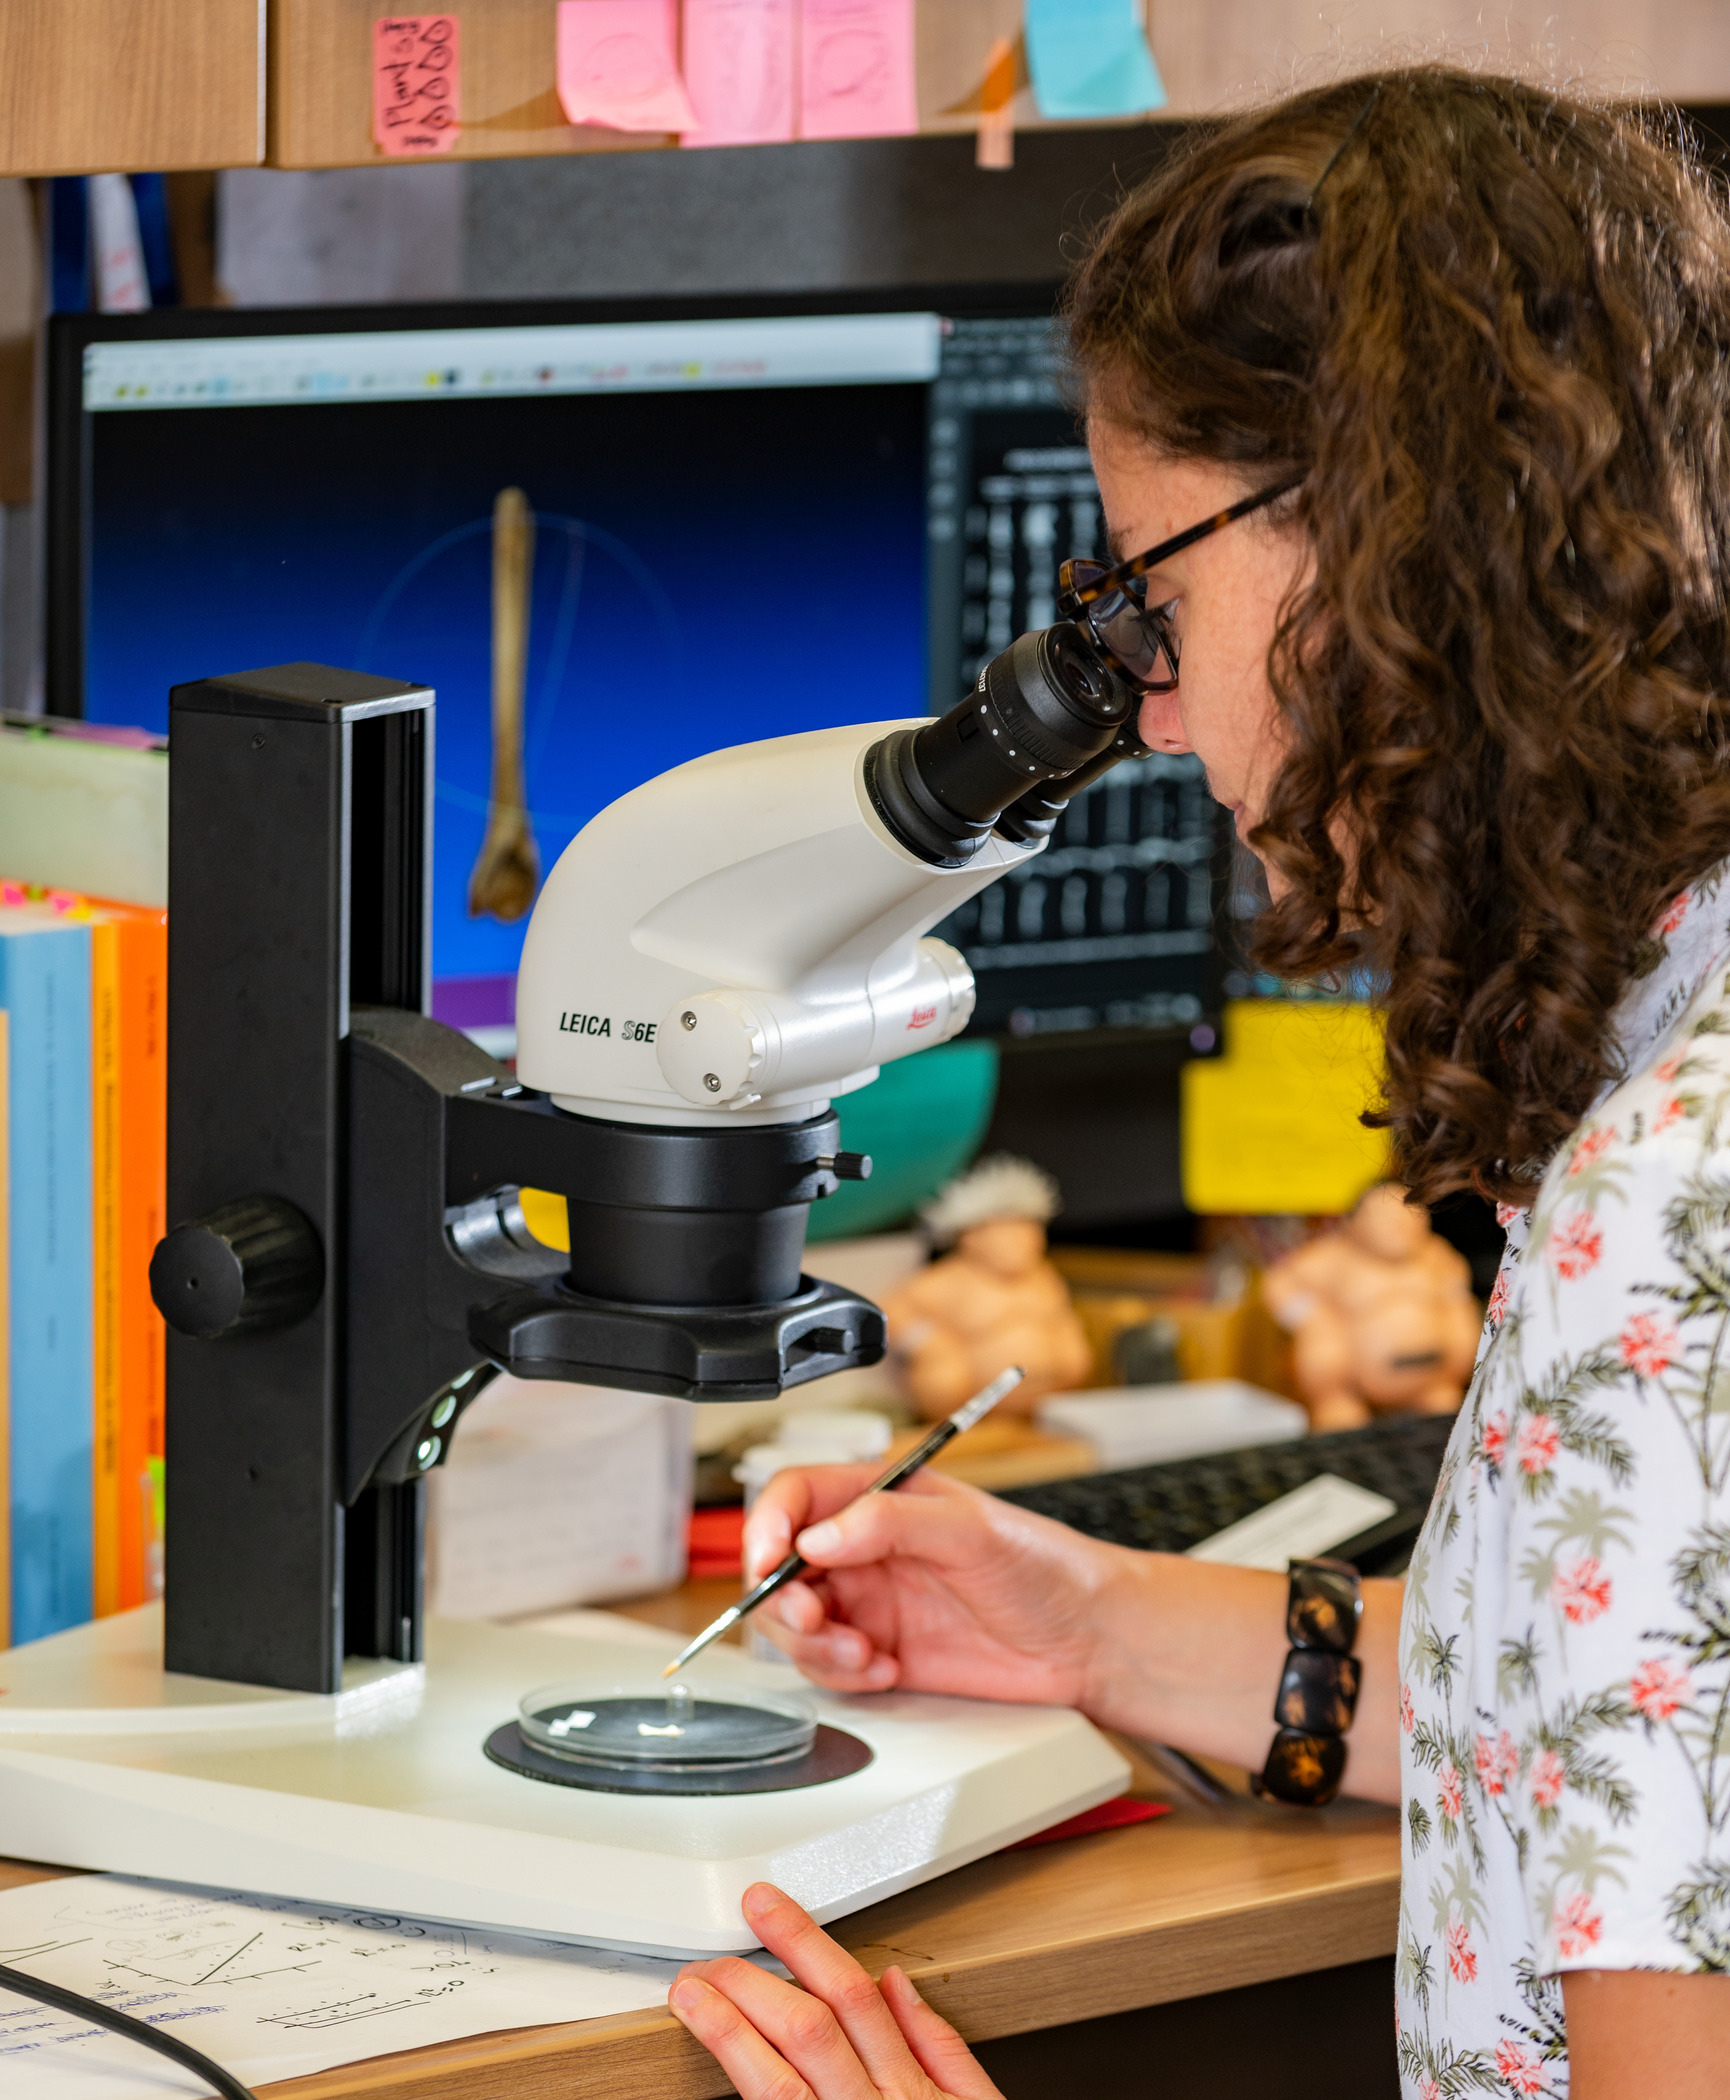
[0,1582,1401,2100]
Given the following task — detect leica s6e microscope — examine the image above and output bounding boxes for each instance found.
[0,622,1154,1953]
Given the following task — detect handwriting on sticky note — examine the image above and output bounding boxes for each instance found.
[373,16,462,155]
[682,0,797,148]
[798,0,918,141]
[1024,0,1165,121]
[556,0,697,134]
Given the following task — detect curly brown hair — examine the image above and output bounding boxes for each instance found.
[1066,68,1730,1204]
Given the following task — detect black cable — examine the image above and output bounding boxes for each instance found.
[0,1960,257,2100]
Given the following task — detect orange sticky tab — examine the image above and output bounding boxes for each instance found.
[556,0,697,134]
[976,32,1016,169]
[373,15,462,155]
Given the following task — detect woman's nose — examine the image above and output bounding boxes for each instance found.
[1138,689,1190,754]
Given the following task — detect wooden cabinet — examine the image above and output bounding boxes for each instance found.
[0,1,264,176]
[1151,1,1730,114]
[269,0,1098,170]
[12,2,1725,181]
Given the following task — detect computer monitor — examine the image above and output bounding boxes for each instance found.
[48,290,1226,1051]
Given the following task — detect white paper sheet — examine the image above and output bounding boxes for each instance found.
[0,1872,688,2097]
[1185,1473,1398,1572]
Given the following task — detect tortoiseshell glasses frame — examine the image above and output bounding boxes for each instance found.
[1056,476,1305,693]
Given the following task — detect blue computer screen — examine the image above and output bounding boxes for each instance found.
[78,313,934,1014]
[71,303,1226,1047]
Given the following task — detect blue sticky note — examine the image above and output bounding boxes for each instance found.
[1025,0,1166,120]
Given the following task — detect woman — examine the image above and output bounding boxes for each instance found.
[668,69,1730,2097]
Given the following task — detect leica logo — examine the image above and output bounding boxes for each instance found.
[907,1005,937,1029]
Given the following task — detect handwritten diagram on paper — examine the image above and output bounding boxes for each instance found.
[0,1874,685,2098]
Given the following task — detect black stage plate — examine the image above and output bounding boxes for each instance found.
[484,1720,874,1795]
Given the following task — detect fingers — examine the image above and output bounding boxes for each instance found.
[880,1967,1004,2100]
[668,1886,1006,2100]
[751,1600,901,1693]
[744,1464,881,1584]
[735,1883,923,2088]
[674,1959,881,2100]
[667,1971,820,2100]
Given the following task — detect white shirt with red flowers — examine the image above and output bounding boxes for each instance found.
[1397,867,1730,2098]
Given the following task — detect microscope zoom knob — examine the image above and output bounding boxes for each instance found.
[149,1196,325,1340]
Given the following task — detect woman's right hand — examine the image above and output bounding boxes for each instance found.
[744,1453,1406,1805]
[742,1462,1136,1709]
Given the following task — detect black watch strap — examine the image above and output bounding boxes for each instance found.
[1251,1557,1363,1807]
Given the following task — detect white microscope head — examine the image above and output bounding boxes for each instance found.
[515,718,1039,1128]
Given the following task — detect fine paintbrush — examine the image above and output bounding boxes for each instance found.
[661,1366,1025,1679]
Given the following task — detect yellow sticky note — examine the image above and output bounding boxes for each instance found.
[519,1185,571,1252]
[1182,999,1390,1215]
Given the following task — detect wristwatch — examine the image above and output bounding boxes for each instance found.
[1251,1557,1363,1807]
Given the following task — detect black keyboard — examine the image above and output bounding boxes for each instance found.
[997,1412,1457,1572]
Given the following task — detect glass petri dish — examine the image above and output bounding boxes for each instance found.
[518,1678,817,1772]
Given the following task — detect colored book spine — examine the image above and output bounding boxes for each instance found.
[0,1009,9,1649]
[0,918,94,1644]
[90,917,121,1618]
[115,907,167,1608]
[6,883,169,1613]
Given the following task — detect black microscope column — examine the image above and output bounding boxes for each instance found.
[162,663,432,1695]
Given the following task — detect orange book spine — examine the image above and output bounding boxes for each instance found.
[115,909,166,1608]
[5,881,170,1615]
[90,918,122,1618]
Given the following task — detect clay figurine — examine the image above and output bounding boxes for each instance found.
[1262,1183,1480,1432]
[881,1156,1093,1421]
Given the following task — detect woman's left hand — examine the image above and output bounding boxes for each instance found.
[668,1882,1004,2100]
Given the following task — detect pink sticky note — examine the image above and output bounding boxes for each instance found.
[556,0,697,134]
[372,16,462,155]
[798,0,917,140]
[681,0,796,148]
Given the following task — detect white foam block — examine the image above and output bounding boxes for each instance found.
[1038,1379,1308,1471]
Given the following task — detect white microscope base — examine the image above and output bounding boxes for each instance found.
[0,1606,1129,1957]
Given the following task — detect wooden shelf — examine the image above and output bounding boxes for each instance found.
[1150,0,1730,113]
[268,0,1142,170]
[0,2,263,177]
[1,2,1727,183]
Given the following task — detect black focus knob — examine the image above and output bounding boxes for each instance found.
[816,1151,873,1182]
[150,1196,324,1340]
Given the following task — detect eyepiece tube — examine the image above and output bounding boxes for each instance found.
[864,623,1135,866]
[993,721,1153,845]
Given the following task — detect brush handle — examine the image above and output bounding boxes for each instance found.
[663,1369,1024,1678]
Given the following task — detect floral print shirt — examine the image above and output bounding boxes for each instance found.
[1398,867,1730,2097]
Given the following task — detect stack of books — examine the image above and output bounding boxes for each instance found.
[0,879,167,1649]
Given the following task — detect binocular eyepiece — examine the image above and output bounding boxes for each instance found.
[865,621,1147,867]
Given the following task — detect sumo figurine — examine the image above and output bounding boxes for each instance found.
[1262,1183,1480,1432]
[881,1156,1094,1421]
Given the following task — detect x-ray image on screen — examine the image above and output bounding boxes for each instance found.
[77,338,930,997]
[55,296,1225,1047]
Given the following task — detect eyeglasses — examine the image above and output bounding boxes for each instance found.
[1057,477,1305,693]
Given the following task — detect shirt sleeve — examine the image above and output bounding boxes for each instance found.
[1482,1045,1730,1977]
